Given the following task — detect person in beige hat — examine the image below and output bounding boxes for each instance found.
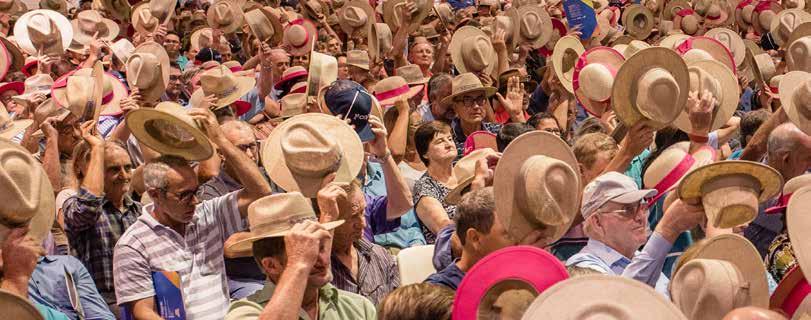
[346,50,374,89]
[671,258,763,320]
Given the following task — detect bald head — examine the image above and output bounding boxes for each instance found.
[767,122,811,179]
[768,123,806,156]
[722,307,787,320]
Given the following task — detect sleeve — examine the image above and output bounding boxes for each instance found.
[224,300,263,320]
[362,298,377,320]
[113,242,155,305]
[201,191,243,241]
[621,231,674,288]
[412,178,436,208]
[708,131,719,149]
[238,88,266,122]
[71,258,116,320]
[63,188,105,234]
[365,195,400,236]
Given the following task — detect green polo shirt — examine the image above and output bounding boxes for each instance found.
[225,282,376,320]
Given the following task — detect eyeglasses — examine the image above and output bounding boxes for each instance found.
[164,188,199,204]
[455,95,486,108]
[598,201,648,220]
[236,142,259,152]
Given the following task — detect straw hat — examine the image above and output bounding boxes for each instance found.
[445,148,499,205]
[261,113,363,197]
[770,266,811,318]
[225,192,344,256]
[643,142,716,203]
[512,4,553,48]
[752,1,783,35]
[396,64,429,85]
[190,65,256,111]
[449,26,496,75]
[97,0,131,22]
[782,0,807,9]
[131,2,160,34]
[189,27,229,52]
[382,0,433,34]
[300,0,325,21]
[787,186,811,293]
[671,59,739,135]
[573,46,625,116]
[110,38,135,65]
[71,10,118,45]
[308,51,338,102]
[338,0,374,36]
[660,33,691,49]
[735,0,755,29]
[786,22,811,72]
[346,50,370,70]
[462,131,498,157]
[664,0,691,20]
[700,0,734,27]
[439,73,497,107]
[704,28,746,68]
[126,41,170,103]
[0,103,31,140]
[673,8,703,35]
[613,47,690,129]
[493,131,581,245]
[125,101,214,161]
[552,35,585,94]
[12,73,53,108]
[521,275,687,319]
[747,43,777,84]
[677,160,783,229]
[0,37,22,74]
[764,174,811,215]
[676,36,737,74]
[282,19,317,56]
[779,71,811,135]
[277,92,307,119]
[671,259,758,320]
[674,234,770,308]
[207,0,244,34]
[0,138,55,246]
[453,246,569,320]
[30,98,69,137]
[14,9,73,57]
[623,5,655,40]
[373,76,423,106]
[245,7,283,45]
[0,0,26,16]
[368,22,392,63]
[538,18,567,57]
[274,65,308,90]
[772,9,811,47]
[52,68,127,116]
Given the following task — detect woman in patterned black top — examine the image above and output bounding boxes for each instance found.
[412,121,459,244]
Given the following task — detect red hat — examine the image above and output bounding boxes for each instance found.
[463,131,497,156]
[771,265,811,317]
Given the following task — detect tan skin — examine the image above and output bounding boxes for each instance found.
[452,92,489,137]
[456,204,514,273]
[415,131,457,234]
[409,43,434,76]
[164,34,182,59]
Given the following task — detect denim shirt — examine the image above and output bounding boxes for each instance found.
[29,255,115,320]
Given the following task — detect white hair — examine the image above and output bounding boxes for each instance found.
[143,156,188,190]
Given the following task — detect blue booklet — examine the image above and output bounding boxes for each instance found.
[120,271,186,319]
[564,0,598,40]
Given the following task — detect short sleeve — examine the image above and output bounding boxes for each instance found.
[113,243,155,305]
[365,195,399,235]
[199,191,242,241]
[225,299,263,320]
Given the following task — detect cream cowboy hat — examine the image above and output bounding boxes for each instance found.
[664,0,691,20]
[493,131,581,246]
[779,71,811,135]
[300,0,326,21]
[623,4,655,40]
[552,35,586,94]
[189,27,229,52]
[660,33,691,49]
[573,46,625,116]
[671,259,761,320]
[110,38,135,65]
[704,28,746,68]
[368,22,393,63]
[131,2,160,34]
[0,138,54,247]
[771,9,811,47]
[0,0,26,16]
[522,275,687,319]
[14,9,73,57]
[700,0,734,28]
[446,148,500,205]
[672,7,703,35]
[190,65,256,111]
[148,0,176,26]
[383,0,433,34]
[752,1,783,36]
[373,76,423,106]
[338,0,374,37]
[346,50,370,70]
[782,0,807,9]
[71,10,118,45]
[12,73,53,108]
[449,26,496,75]
[38,0,66,15]
[225,192,345,257]
[52,68,127,117]
[613,47,690,128]
[0,103,31,140]
[750,49,777,85]
[309,51,338,103]
[97,0,131,22]
[277,92,307,119]
[786,22,811,72]
[677,160,783,229]
[439,72,497,107]
[512,4,553,49]
[282,19,318,56]
[1,36,23,74]
[126,101,214,161]
[126,41,170,103]
[207,0,244,34]
[787,186,811,288]
[0,288,45,320]
[245,7,284,46]
[676,36,737,74]
[670,59,739,135]
[620,39,651,57]
[261,113,364,197]
[643,141,716,203]
[673,234,770,309]
[395,64,428,85]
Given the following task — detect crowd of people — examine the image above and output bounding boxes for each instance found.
[0,0,809,318]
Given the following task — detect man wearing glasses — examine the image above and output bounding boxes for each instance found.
[566,171,706,296]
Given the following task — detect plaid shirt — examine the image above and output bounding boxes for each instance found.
[63,188,140,305]
[330,238,400,305]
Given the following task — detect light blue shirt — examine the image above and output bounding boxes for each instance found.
[567,233,673,296]
[29,255,115,320]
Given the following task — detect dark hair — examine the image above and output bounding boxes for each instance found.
[497,123,532,152]
[414,121,452,165]
[574,117,608,138]
[427,73,453,103]
[527,112,558,130]
[454,187,496,245]
[641,126,689,180]
[740,109,769,147]
[253,237,286,266]
[377,283,454,320]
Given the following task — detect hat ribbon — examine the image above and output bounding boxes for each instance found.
[291,85,307,94]
[754,0,774,12]
[764,192,792,214]
[769,86,779,94]
[102,91,114,105]
[375,84,410,102]
[676,8,696,17]
[706,13,721,20]
[736,0,752,9]
[281,69,308,83]
[648,153,695,205]
[288,19,310,49]
[210,85,238,100]
[249,214,317,235]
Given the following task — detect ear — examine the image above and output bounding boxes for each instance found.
[259,256,284,279]
[465,228,481,250]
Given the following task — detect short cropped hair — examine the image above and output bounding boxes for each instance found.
[414,121,452,165]
[142,155,189,190]
[497,123,533,152]
[573,133,618,170]
[740,109,769,147]
[454,187,496,245]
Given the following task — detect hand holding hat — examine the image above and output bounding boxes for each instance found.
[686,89,719,137]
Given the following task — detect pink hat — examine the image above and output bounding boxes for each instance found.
[452,246,568,320]
[463,131,497,156]
[771,265,811,317]
[676,36,738,76]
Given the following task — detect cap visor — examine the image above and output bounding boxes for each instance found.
[610,189,658,204]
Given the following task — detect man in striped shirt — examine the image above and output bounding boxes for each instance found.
[112,108,272,320]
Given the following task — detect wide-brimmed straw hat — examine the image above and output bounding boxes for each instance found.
[613,47,690,128]
[0,103,31,140]
[704,27,746,68]
[207,0,244,34]
[308,51,338,102]
[190,65,256,111]
[764,174,811,214]
[71,10,118,45]
[110,38,135,65]
[752,0,783,35]
[643,142,716,204]
[0,0,26,16]
[282,18,317,56]
[274,65,308,90]
[676,36,737,74]
[439,72,497,107]
[780,71,811,135]
[299,0,325,21]
[699,0,734,27]
[396,64,428,85]
[512,4,553,49]
[12,73,53,108]
[382,0,432,34]
[373,76,423,106]
[660,33,691,50]
[673,234,770,309]
[0,36,22,74]
[623,5,655,40]
[672,7,703,35]
[493,131,581,246]
[346,50,370,70]
[126,101,214,161]
[0,288,45,320]
[786,22,811,72]
[449,26,496,75]
[97,0,131,22]
[677,160,783,229]
[0,138,55,246]
[52,68,127,116]
[664,0,691,20]
[14,9,73,57]
[126,42,170,103]
[131,2,160,34]
[522,275,687,319]
[572,46,625,116]
[261,113,363,197]
[771,9,811,47]
[445,148,499,205]
[671,59,739,135]
[225,192,344,257]
[245,7,283,46]
[735,0,755,29]
[368,22,392,63]
[453,246,569,320]
[277,92,307,119]
[671,259,760,319]
[552,35,585,94]
[338,0,374,36]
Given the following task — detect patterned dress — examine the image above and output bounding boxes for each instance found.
[412,173,457,244]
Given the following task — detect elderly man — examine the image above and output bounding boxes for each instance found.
[566,172,705,295]
[425,187,514,290]
[448,74,503,158]
[113,108,271,320]
[63,122,138,310]
[417,73,454,123]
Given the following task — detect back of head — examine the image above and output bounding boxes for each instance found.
[378,283,454,320]
[497,123,532,152]
[573,132,618,170]
[454,187,496,246]
[427,73,453,103]
[740,110,769,147]
[721,306,788,320]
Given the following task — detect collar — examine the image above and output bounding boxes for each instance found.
[251,281,340,310]
[38,255,58,263]
[354,238,376,254]
[581,239,631,268]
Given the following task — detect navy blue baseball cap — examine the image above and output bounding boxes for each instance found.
[324,80,374,142]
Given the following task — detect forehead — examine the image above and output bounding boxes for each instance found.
[166,165,198,191]
[412,43,433,51]
[166,34,180,41]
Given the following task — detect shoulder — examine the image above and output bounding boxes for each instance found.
[565,253,611,273]
[115,219,151,251]
[334,288,377,316]
[225,299,263,320]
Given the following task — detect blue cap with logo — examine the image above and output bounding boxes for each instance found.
[324,80,374,142]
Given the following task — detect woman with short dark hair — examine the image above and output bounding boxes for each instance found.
[412,121,458,243]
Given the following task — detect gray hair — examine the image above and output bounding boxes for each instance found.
[143,155,188,190]
[767,123,802,156]
[221,120,254,139]
[427,73,452,102]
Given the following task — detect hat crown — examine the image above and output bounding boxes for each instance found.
[742,5,755,23]
[452,73,487,95]
[149,0,174,22]
[246,192,317,235]
[514,155,579,232]
[342,6,368,27]
[520,10,543,39]
[461,35,493,72]
[66,75,95,118]
[346,50,370,68]
[452,148,497,184]
[138,7,158,29]
[127,53,161,88]
[702,173,761,228]
[0,142,46,225]
[24,73,53,92]
[682,14,700,34]
[759,10,776,30]
[688,66,722,106]
[787,37,811,71]
[673,259,751,319]
[287,24,308,46]
[28,14,58,45]
[280,122,343,179]
[73,67,113,96]
[396,64,424,84]
[579,63,615,101]
[246,9,275,41]
[778,11,807,40]
[213,2,235,25]
[793,80,811,119]
[281,93,307,117]
[374,76,409,94]
[636,68,682,123]
[200,66,240,99]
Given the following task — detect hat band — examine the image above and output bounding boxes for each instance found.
[677,8,695,17]
[648,153,695,205]
[769,86,779,94]
[102,91,114,105]
[736,0,752,9]
[291,85,307,94]
[281,70,308,83]
[249,213,317,235]
[706,14,721,20]
[754,1,772,12]
[375,84,410,102]
[765,192,792,214]
[210,85,238,100]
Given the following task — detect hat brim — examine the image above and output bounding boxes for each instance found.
[552,36,586,94]
[438,86,497,108]
[0,285,47,320]
[206,2,245,34]
[659,34,690,49]
[449,26,496,75]
[377,84,423,106]
[261,113,364,198]
[0,119,32,140]
[771,9,811,47]
[71,18,120,45]
[672,59,739,135]
[225,220,345,257]
[452,246,568,320]
[14,9,74,56]
[246,8,284,46]
[622,5,655,40]
[338,0,375,37]
[283,19,318,56]
[678,160,783,203]
[0,37,22,73]
[780,71,811,136]
[190,76,256,109]
[787,187,811,294]
[0,138,55,246]
[704,28,746,67]
[786,21,811,49]
[128,41,171,104]
[125,108,214,161]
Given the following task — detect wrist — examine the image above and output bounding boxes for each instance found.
[376,150,391,160]
[285,260,315,272]
[688,133,709,143]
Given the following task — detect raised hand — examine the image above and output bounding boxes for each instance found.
[284,220,332,270]
[686,89,717,137]
[80,120,104,147]
[316,173,348,224]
